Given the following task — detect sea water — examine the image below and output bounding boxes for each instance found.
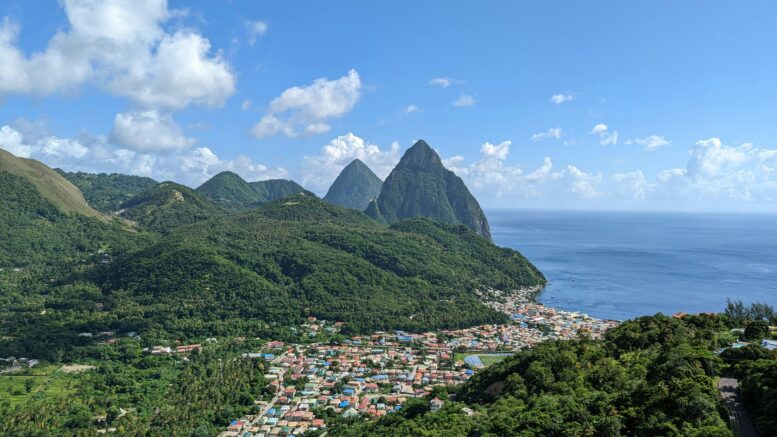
[490,209,777,321]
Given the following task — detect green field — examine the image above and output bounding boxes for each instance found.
[454,352,512,367]
[0,365,79,408]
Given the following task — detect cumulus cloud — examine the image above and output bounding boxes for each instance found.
[550,93,574,105]
[590,123,618,145]
[443,141,608,200]
[428,77,463,88]
[251,69,362,138]
[441,136,777,207]
[0,123,284,186]
[245,20,268,46]
[110,110,195,151]
[404,104,420,114]
[302,133,400,193]
[452,93,475,107]
[0,125,33,157]
[241,99,252,111]
[531,127,562,142]
[0,0,235,109]
[632,135,670,151]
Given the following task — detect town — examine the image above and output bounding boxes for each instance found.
[218,291,620,436]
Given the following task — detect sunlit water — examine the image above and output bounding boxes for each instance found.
[490,209,777,321]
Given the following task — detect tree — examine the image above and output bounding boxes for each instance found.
[744,320,770,341]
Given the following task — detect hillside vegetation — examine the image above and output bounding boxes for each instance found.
[0,148,102,218]
[196,170,312,210]
[117,182,225,233]
[94,194,545,336]
[57,170,157,213]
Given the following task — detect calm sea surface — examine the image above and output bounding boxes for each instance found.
[489,210,777,321]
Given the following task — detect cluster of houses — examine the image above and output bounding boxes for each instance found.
[218,297,623,436]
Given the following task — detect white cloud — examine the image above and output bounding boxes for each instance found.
[0,123,285,187]
[0,125,33,157]
[302,133,400,193]
[531,127,562,142]
[110,109,195,151]
[246,20,268,46]
[404,104,420,114]
[241,99,252,111]
[428,77,463,88]
[453,93,475,107]
[550,93,574,105]
[251,69,362,138]
[590,123,618,145]
[634,135,670,151]
[0,0,235,109]
[38,136,90,159]
[442,136,777,208]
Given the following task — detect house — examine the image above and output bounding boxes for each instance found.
[176,344,202,354]
[430,397,444,412]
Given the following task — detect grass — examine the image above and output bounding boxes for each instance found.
[453,352,512,367]
[0,365,79,408]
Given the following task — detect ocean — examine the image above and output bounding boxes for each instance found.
[490,209,777,321]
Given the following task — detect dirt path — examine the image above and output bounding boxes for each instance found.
[719,377,758,437]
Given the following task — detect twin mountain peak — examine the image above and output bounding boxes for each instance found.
[323,140,491,240]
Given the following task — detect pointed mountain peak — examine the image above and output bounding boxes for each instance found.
[366,139,492,241]
[324,159,383,210]
[398,140,443,170]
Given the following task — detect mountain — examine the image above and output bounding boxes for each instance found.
[365,140,492,240]
[0,148,149,267]
[250,179,313,204]
[57,170,158,213]
[118,182,225,233]
[196,171,312,210]
[95,194,545,335]
[0,148,102,218]
[324,159,383,210]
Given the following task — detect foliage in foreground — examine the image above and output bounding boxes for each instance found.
[0,341,268,436]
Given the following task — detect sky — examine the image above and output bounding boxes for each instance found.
[1,0,776,212]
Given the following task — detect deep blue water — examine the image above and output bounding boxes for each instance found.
[489,210,777,321]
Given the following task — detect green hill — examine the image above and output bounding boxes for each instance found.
[0,170,150,268]
[95,194,544,334]
[365,140,492,241]
[0,148,102,219]
[118,182,225,233]
[324,159,383,210]
[56,170,158,213]
[196,171,312,210]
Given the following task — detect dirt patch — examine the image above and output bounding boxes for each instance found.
[60,364,95,373]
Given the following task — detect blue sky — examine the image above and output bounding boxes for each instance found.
[1,1,776,211]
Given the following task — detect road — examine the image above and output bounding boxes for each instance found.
[247,351,287,430]
[718,377,758,437]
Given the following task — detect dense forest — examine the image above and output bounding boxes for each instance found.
[0,341,269,436]
[57,170,158,213]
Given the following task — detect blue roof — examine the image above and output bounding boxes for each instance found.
[373,374,388,380]
[466,369,474,375]
[343,389,354,395]
[338,401,350,408]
